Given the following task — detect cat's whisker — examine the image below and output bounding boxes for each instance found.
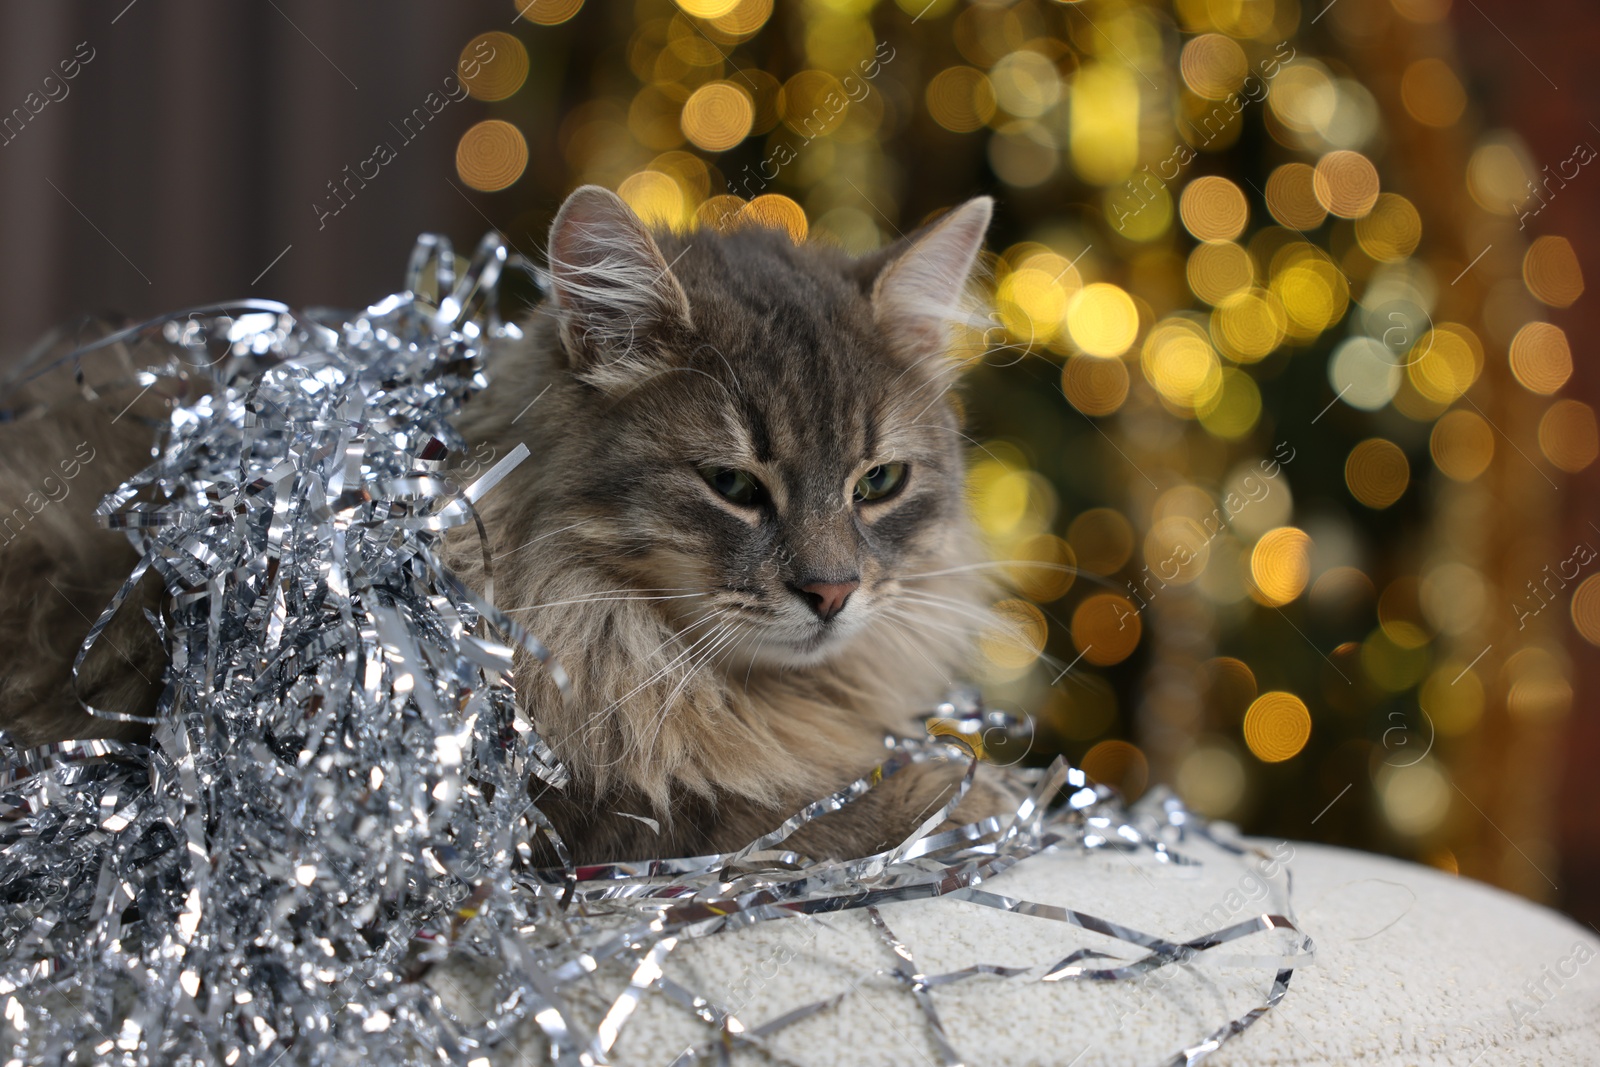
[492,519,594,561]
[501,589,707,614]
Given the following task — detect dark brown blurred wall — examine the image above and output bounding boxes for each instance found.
[0,1,502,358]
[1451,0,1600,927]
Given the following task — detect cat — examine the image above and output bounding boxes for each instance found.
[0,185,1009,864]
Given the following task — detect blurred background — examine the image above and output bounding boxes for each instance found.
[0,0,1595,924]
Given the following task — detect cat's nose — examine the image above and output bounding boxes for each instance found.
[792,578,860,622]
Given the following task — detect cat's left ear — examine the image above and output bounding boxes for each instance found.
[866,196,993,359]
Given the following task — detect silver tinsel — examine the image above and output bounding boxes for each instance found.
[0,233,1311,1066]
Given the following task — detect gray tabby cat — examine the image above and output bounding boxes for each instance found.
[0,186,1008,863]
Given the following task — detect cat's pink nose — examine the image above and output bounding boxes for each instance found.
[796,579,859,622]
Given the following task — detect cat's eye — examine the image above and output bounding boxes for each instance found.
[854,462,908,503]
[700,466,766,507]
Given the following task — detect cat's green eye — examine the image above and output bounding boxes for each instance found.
[700,466,765,507]
[854,462,908,503]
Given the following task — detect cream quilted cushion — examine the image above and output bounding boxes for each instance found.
[437,839,1600,1065]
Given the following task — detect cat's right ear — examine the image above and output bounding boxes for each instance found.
[546,185,693,389]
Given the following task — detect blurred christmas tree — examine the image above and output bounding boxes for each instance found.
[449,0,1590,904]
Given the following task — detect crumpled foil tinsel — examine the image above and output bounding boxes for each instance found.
[0,233,1312,1066]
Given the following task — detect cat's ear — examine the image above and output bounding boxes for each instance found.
[547,185,693,388]
[867,196,993,359]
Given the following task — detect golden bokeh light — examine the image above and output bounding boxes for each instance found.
[515,0,583,25]
[1211,288,1287,362]
[1242,691,1312,763]
[1345,438,1410,508]
[1503,647,1573,723]
[1523,236,1586,308]
[1071,63,1139,185]
[990,50,1061,118]
[1265,163,1328,231]
[779,70,848,138]
[1249,527,1312,606]
[1466,138,1533,216]
[1204,655,1259,719]
[1071,594,1142,666]
[1407,324,1483,403]
[1400,58,1467,128]
[629,84,689,150]
[1354,193,1422,262]
[1081,740,1149,800]
[1197,366,1263,439]
[1572,575,1600,647]
[1065,283,1139,357]
[980,598,1049,670]
[1186,241,1254,305]
[1429,409,1494,482]
[1144,515,1210,585]
[455,119,529,192]
[1509,322,1573,395]
[1313,150,1381,218]
[1180,34,1248,100]
[743,193,808,240]
[1143,319,1223,409]
[618,169,689,229]
[680,80,754,151]
[459,32,529,102]
[997,267,1070,345]
[1537,399,1599,472]
[696,193,746,231]
[1175,741,1248,818]
[1180,176,1249,243]
[1272,258,1348,337]
[673,0,740,18]
[1061,354,1130,416]
[1068,508,1135,574]
[1362,627,1430,691]
[709,0,772,37]
[1379,759,1451,836]
[925,66,997,133]
[1006,534,1077,602]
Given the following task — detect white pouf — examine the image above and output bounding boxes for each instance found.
[444,838,1600,1065]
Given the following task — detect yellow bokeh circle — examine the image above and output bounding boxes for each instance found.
[1061,354,1130,416]
[1429,410,1494,482]
[1572,575,1600,647]
[1249,527,1312,606]
[1180,176,1249,243]
[1070,594,1142,666]
[1345,438,1410,509]
[456,120,529,192]
[458,32,529,102]
[681,82,754,152]
[1243,691,1312,763]
[1509,322,1573,395]
[1313,150,1381,219]
[1538,399,1599,472]
[1066,283,1139,358]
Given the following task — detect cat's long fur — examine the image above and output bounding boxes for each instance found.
[0,188,1005,863]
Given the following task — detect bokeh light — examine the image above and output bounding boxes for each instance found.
[1345,438,1410,509]
[1071,594,1142,667]
[1572,576,1600,648]
[1250,527,1312,606]
[1509,322,1573,395]
[1429,410,1494,482]
[459,32,530,102]
[1312,150,1381,218]
[1243,692,1312,763]
[1537,400,1599,472]
[456,119,529,192]
[1065,283,1139,358]
[680,81,754,151]
[515,0,584,26]
[1180,176,1249,243]
[1523,236,1585,307]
